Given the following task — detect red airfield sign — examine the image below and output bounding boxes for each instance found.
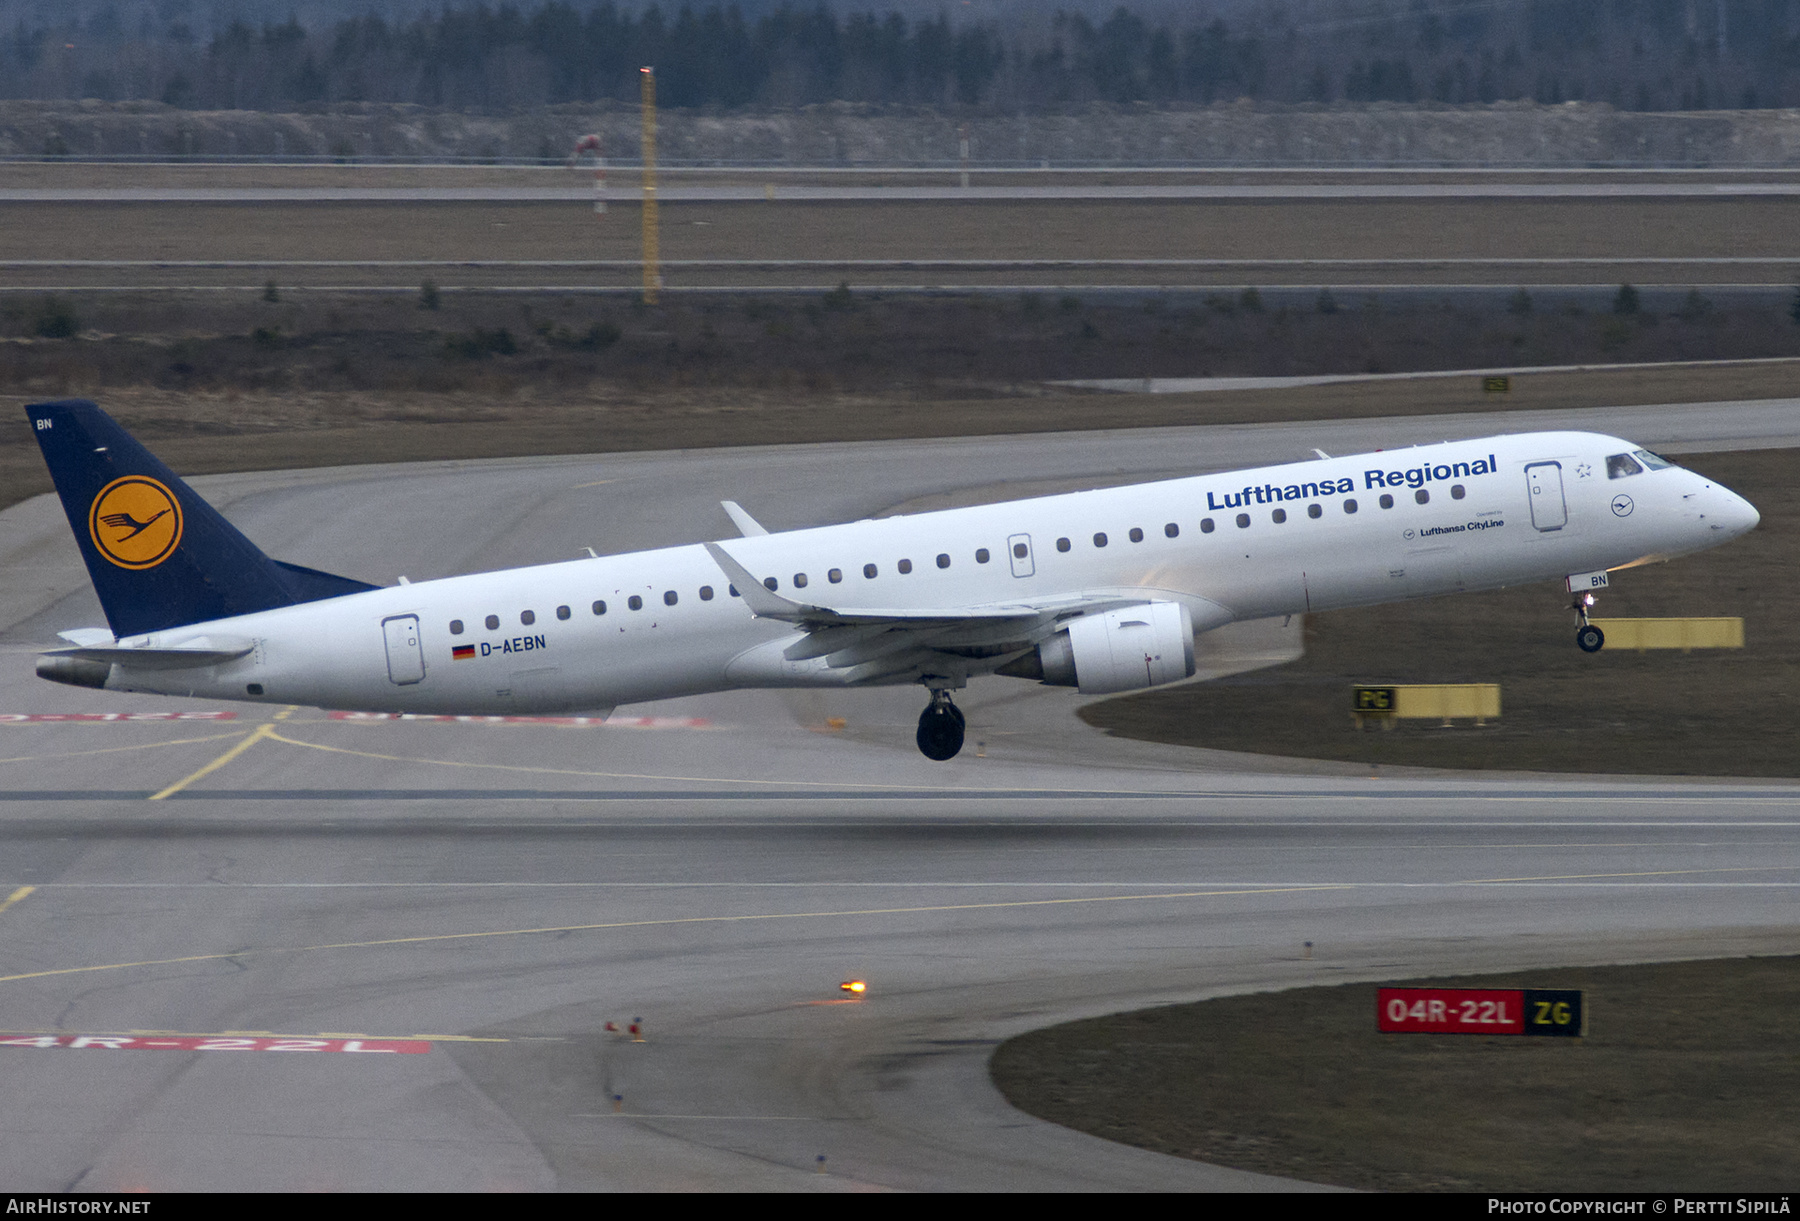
[1377,987,1584,1037]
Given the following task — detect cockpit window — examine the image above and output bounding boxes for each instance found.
[1633,449,1676,470]
[1606,453,1644,479]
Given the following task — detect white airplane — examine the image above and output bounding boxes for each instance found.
[27,400,1759,760]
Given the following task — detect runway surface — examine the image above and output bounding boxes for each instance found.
[4,257,1795,296]
[1,401,1797,1190]
[12,181,1800,203]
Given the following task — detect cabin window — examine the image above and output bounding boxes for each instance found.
[1606,454,1643,479]
[729,585,739,597]
[1013,543,1028,559]
[828,568,843,583]
[1056,537,1071,552]
[936,553,950,569]
[627,595,643,611]
[485,614,500,630]
[592,601,607,616]
[1344,500,1358,514]
[1415,489,1430,504]
[1093,532,1108,548]
[1129,527,1144,543]
[793,573,808,589]
[1201,518,1215,533]
[664,590,678,606]
[1271,508,1287,524]
[763,576,778,591]
[1164,523,1179,538]
[975,548,990,564]
[520,610,536,626]
[898,558,913,574]
[1235,513,1250,529]
[449,620,464,635]
[864,563,878,578]
[556,605,570,620]
[699,586,714,601]
[1451,484,1466,499]
[1379,494,1395,510]
[1307,504,1322,519]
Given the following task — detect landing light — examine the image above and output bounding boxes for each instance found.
[839,980,867,996]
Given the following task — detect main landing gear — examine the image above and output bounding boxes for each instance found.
[1572,591,1605,654]
[916,687,966,761]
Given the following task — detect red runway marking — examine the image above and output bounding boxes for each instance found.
[0,1034,430,1053]
[329,712,710,728]
[0,712,238,722]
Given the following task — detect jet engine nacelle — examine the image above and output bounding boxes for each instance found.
[1032,602,1196,695]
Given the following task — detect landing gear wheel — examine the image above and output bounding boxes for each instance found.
[1576,624,1605,653]
[916,697,966,761]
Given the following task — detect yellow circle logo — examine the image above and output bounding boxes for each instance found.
[88,476,183,570]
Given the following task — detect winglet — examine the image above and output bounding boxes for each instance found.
[720,501,770,537]
[703,542,815,621]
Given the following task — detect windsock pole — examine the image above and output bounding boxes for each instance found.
[640,67,660,304]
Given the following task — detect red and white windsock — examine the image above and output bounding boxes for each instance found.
[570,133,606,214]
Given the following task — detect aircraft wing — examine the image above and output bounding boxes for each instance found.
[705,541,1050,628]
[703,541,1156,679]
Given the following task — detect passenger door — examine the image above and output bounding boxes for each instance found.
[382,614,425,685]
[1525,462,1567,532]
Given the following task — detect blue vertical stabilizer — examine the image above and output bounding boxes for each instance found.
[25,400,379,638]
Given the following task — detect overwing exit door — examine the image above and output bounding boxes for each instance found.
[1525,462,1567,531]
[1007,533,1035,577]
[382,614,425,685]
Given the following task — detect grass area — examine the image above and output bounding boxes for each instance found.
[990,956,1800,1191]
[5,301,1799,517]
[1084,448,1799,777]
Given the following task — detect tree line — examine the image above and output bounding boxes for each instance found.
[6,1,1799,112]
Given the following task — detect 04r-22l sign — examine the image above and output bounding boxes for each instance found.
[1377,988,1585,1037]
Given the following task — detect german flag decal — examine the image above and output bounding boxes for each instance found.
[452,645,475,660]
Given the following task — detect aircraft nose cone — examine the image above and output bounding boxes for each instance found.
[1733,493,1761,534]
[1717,487,1759,536]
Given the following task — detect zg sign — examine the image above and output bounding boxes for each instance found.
[1377,987,1584,1037]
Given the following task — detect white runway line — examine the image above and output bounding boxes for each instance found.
[11,182,1800,202]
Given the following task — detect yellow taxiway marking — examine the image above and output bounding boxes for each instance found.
[0,730,249,767]
[148,722,277,801]
[0,884,1350,987]
[0,887,33,917]
[1458,865,1795,884]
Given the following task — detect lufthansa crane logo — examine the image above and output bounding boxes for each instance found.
[88,476,183,569]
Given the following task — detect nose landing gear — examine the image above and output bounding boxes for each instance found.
[1573,591,1605,653]
[915,688,966,761]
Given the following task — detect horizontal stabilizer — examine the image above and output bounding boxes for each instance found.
[56,628,115,647]
[46,637,254,671]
